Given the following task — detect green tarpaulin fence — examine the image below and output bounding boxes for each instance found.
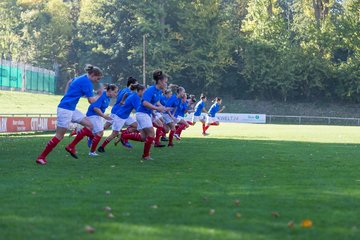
[0,59,56,94]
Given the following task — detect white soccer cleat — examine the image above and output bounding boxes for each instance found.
[89,152,99,157]
[174,133,181,140]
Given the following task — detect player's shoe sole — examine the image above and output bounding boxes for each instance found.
[98,146,105,153]
[154,144,166,148]
[168,143,174,147]
[142,156,154,161]
[120,138,133,148]
[174,133,181,140]
[36,158,47,165]
[89,152,99,157]
[65,146,78,159]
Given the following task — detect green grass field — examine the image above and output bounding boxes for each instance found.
[1,123,360,240]
[0,90,89,114]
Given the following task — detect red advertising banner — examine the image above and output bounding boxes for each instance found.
[0,117,57,133]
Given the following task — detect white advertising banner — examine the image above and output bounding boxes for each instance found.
[184,113,266,124]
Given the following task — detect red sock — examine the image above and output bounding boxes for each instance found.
[143,136,154,158]
[123,132,142,142]
[101,138,111,148]
[210,122,218,126]
[175,124,187,136]
[121,129,129,135]
[68,127,92,148]
[91,135,102,152]
[203,126,210,133]
[202,123,206,133]
[155,127,164,144]
[169,130,175,145]
[187,121,194,126]
[121,129,129,143]
[38,136,60,159]
[82,127,94,138]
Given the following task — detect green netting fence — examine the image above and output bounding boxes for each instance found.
[0,59,56,94]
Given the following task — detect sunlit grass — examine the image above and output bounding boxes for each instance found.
[1,123,360,239]
[0,90,90,114]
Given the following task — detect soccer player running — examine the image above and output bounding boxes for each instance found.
[104,77,138,148]
[203,97,226,135]
[86,84,118,156]
[136,70,169,160]
[163,84,186,147]
[190,94,209,135]
[36,65,103,165]
[173,94,191,139]
[152,89,172,147]
[98,84,145,153]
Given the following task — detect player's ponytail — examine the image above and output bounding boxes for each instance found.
[127,77,137,87]
[164,88,172,95]
[106,84,118,92]
[169,84,179,91]
[130,83,139,91]
[85,64,103,76]
[169,84,185,95]
[153,70,167,83]
[187,94,196,103]
[135,84,145,92]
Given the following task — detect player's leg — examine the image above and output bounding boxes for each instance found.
[98,130,119,153]
[136,112,155,160]
[89,116,104,156]
[153,117,165,147]
[65,110,94,159]
[36,107,71,164]
[168,122,176,147]
[201,117,209,135]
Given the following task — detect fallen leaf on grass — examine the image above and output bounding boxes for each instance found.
[105,191,111,195]
[288,220,295,229]
[103,206,112,212]
[301,219,313,228]
[107,213,115,218]
[209,209,215,215]
[84,225,95,233]
[150,205,158,209]
[234,199,240,206]
[235,212,241,219]
[271,211,280,218]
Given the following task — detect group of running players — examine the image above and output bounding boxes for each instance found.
[36,65,225,165]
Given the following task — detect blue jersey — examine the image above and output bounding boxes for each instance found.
[175,101,187,117]
[116,93,141,119]
[111,87,132,114]
[160,95,168,106]
[166,94,181,114]
[137,85,162,115]
[194,100,205,116]
[86,91,110,117]
[58,74,94,111]
[208,102,220,117]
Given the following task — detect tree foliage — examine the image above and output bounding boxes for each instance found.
[0,0,358,102]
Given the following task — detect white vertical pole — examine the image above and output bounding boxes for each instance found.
[143,34,146,86]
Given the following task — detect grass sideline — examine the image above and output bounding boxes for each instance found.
[0,90,90,114]
[1,123,360,240]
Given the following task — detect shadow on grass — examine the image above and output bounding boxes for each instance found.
[1,136,360,240]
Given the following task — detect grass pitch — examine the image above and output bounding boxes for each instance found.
[1,123,360,240]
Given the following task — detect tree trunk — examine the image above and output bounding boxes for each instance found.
[267,0,273,17]
[312,0,321,27]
